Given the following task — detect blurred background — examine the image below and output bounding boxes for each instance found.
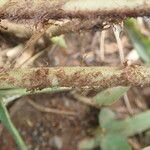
[0,16,150,150]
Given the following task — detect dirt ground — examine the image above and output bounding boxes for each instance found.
[0,93,99,150]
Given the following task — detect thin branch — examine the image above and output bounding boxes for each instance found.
[27,99,76,116]
[0,65,150,90]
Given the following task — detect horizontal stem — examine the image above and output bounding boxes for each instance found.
[0,0,150,23]
[0,66,150,90]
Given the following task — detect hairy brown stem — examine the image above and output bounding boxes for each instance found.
[0,65,150,90]
[1,0,150,39]
[1,0,150,22]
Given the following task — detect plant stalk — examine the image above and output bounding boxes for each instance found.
[0,66,150,90]
[1,0,150,22]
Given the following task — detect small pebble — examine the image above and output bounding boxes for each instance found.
[49,136,63,149]
[33,130,38,137]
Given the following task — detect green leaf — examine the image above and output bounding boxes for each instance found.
[0,87,71,105]
[143,146,150,150]
[125,18,150,63]
[99,108,150,137]
[120,110,150,136]
[94,86,129,105]
[99,108,116,128]
[0,98,27,150]
[78,137,100,150]
[101,134,132,150]
[51,35,67,49]
[0,0,9,6]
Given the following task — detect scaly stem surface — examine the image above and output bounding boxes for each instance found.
[0,66,149,90]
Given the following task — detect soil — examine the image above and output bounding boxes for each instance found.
[0,93,99,150]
